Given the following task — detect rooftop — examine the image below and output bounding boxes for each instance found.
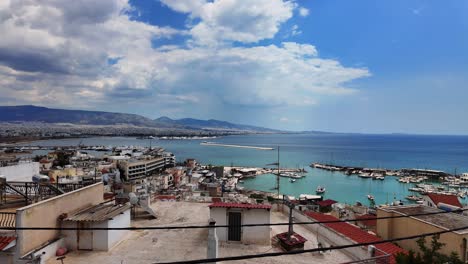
[0,236,15,251]
[50,201,352,264]
[380,205,468,234]
[426,193,462,208]
[64,202,130,222]
[305,211,405,263]
[209,202,272,210]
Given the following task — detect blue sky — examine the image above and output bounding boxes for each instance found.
[0,0,467,134]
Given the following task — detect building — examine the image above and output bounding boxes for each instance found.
[377,205,468,262]
[305,211,405,263]
[422,193,462,209]
[117,152,176,180]
[0,183,110,264]
[209,202,271,245]
[400,168,447,179]
[62,202,131,251]
[0,161,40,182]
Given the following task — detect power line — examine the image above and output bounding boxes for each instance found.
[154,224,468,264]
[2,207,466,230]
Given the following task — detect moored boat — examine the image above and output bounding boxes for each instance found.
[316,186,326,194]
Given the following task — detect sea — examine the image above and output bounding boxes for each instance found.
[15,133,468,206]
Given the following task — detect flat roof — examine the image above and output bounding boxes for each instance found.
[379,205,468,234]
[65,202,130,222]
[209,202,271,210]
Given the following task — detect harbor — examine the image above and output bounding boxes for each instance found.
[200,141,275,150]
[6,134,468,205]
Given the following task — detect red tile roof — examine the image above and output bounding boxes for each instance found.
[427,193,462,208]
[305,212,405,263]
[316,199,337,207]
[0,236,15,251]
[209,202,271,210]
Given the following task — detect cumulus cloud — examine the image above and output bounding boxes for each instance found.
[161,0,295,45]
[299,7,309,17]
[0,0,370,116]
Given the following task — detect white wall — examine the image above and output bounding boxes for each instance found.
[107,209,131,249]
[92,221,109,251]
[0,162,39,181]
[210,207,271,245]
[32,237,66,264]
[63,209,130,251]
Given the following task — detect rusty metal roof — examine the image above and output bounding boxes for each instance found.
[64,203,130,222]
[209,202,271,210]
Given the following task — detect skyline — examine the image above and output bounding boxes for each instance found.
[0,1,467,134]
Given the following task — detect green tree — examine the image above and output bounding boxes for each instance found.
[396,235,463,264]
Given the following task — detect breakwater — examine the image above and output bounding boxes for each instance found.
[200,142,274,150]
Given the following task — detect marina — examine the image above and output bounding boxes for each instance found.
[7,134,468,205]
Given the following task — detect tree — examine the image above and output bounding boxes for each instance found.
[396,235,463,264]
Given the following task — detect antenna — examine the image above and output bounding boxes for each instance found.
[277,146,280,198]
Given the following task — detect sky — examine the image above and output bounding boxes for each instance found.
[0,0,467,134]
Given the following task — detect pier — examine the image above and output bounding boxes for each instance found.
[201,142,274,150]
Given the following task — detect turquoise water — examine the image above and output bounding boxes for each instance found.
[17,133,468,205]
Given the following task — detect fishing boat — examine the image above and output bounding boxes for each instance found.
[358,172,372,178]
[367,194,375,201]
[316,186,326,194]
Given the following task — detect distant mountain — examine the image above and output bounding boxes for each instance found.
[0,105,170,127]
[154,116,280,132]
[0,105,279,133]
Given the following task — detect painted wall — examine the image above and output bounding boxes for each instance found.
[0,162,39,181]
[63,208,130,251]
[377,208,468,262]
[107,209,131,249]
[210,207,271,245]
[15,183,104,257]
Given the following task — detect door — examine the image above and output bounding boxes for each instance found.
[228,212,242,241]
[78,222,93,250]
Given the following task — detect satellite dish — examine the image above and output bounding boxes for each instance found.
[128,192,139,205]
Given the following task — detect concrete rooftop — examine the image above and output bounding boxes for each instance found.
[46,201,352,264]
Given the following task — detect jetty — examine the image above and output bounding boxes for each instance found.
[200,142,274,150]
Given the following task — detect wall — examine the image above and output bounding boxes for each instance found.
[107,209,131,249]
[210,207,271,245]
[0,162,39,181]
[377,209,468,261]
[31,237,66,264]
[63,208,130,251]
[15,182,104,257]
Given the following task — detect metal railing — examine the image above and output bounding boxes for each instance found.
[0,212,16,228]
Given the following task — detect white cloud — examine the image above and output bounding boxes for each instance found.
[290,24,302,36]
[161,0,295,45]
[299,7,309,17]
[0,0,370,114]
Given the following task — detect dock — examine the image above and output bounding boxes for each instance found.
[200,142,274,150]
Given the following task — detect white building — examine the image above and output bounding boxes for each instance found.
[209,202,271,245]
[0,161,40,182]
[62,202,131,251]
